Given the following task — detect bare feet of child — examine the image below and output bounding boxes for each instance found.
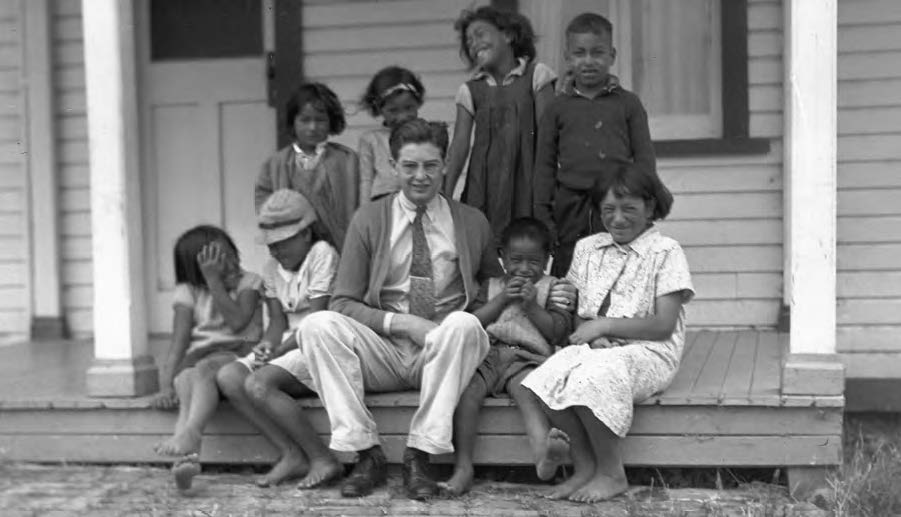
[256,450,309,487]
[172,453,201,491]
[437,464,474,496]
[568,473,628,503]
[296,457,344,489]
[536,428,570,481]
[154,428,201,457]
[543,468,594,500]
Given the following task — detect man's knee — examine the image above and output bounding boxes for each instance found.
[297,311,348,353]
[440,312,489,352]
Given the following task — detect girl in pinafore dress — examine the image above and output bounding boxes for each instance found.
[521,164,694,503]
[255,82,358,250]
[444,6,557,240]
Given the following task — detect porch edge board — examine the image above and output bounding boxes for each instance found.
[781,353,844,396]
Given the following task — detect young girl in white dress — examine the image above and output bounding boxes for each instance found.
[521,163,694,503]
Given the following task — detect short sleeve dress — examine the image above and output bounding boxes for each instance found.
[520,227,694,437]
[172,270,264,367]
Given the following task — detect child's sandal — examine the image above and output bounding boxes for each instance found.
[172,453,201,490]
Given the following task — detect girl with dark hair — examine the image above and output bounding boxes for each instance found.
[254,82,359,250]
[151,225,263,489]
[358,66,426,200]
[444,6,557,241]
[521,165,693,503]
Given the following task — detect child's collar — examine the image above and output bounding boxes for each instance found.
[472,57,529,85]
[561,73,621,98]
[593,225,658,257]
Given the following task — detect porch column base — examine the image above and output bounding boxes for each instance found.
[30,317,68,340]
[86,355,159,397]
[781,353,844,396]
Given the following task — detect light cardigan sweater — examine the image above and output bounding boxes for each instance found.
[330,193,504,334]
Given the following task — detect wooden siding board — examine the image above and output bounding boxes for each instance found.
[838,326,901,352]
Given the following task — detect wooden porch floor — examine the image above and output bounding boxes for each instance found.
[0,330,843,472]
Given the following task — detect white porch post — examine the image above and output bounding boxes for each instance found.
[83,0,158,396]
[781,0,843,396]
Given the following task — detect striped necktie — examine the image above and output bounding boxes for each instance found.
[409,205,436,319]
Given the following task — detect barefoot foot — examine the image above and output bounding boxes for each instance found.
[296,457,343,489]
[536,428,570,481]
[544,468,593,500]
[568,474,628,503]
[155,428,202,457]
[172,454,201,490]
[437,465,474,496]
[256,451,309,487]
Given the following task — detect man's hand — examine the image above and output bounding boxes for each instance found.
[548,278,577,312]
[392,314,439,347]
[589,337,617,349]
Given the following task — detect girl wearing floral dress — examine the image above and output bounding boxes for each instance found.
[521,163,694,503]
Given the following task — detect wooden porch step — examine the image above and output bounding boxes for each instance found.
[0,330,843,474]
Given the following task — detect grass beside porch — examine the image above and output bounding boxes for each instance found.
[0,330,843,498]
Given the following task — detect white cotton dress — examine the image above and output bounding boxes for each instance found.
[520,227,694,437]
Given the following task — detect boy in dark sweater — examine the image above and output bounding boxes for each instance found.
[533,13,657,277]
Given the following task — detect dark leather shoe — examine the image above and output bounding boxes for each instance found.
[340,445,387,498]
[402,447,438,500]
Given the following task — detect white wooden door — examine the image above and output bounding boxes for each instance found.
[139,0,275,333]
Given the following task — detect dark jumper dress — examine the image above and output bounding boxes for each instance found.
[462,60,537,240]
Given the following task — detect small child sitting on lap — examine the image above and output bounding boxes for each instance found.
[522,163,694,503]
[440,217,573,496]
[151,225,263,488]
[216,189,343,490]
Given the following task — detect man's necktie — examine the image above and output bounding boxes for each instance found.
[409,206,436,319]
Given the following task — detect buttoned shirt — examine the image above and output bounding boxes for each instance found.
[381,192,465,326]
[262,240,339,328]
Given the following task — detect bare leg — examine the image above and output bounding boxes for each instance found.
[507,370,569,481]
[245,365,342,489]
[155,368,194,454]
[438,374,490,496]
[216,362,309,487]
[156,354,233,456]
[568,406,628,503]
[542,406,595,500]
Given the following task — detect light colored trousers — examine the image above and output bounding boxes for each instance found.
[298,310,490,454]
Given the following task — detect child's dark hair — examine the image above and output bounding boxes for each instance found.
[284,82,346,137]
[501,217,553,254]
[591,162,674,220]
[454,6,537,69]
[360,66,425,117]
[174,225,239,289]
[565,12,614,39]
[389,118,449,160]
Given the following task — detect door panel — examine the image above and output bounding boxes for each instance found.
[140,2,274,333]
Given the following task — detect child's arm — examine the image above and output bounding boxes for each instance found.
[627,95,657,174]
[198,244,260,333]
[518,280,569,356]
[444,105,474,195]
[358,135,375,201]
[532,105,559,240]
[151,305,193,408]
[471,279,514,327]
[569,291,685,345]
[260,297,288,350]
